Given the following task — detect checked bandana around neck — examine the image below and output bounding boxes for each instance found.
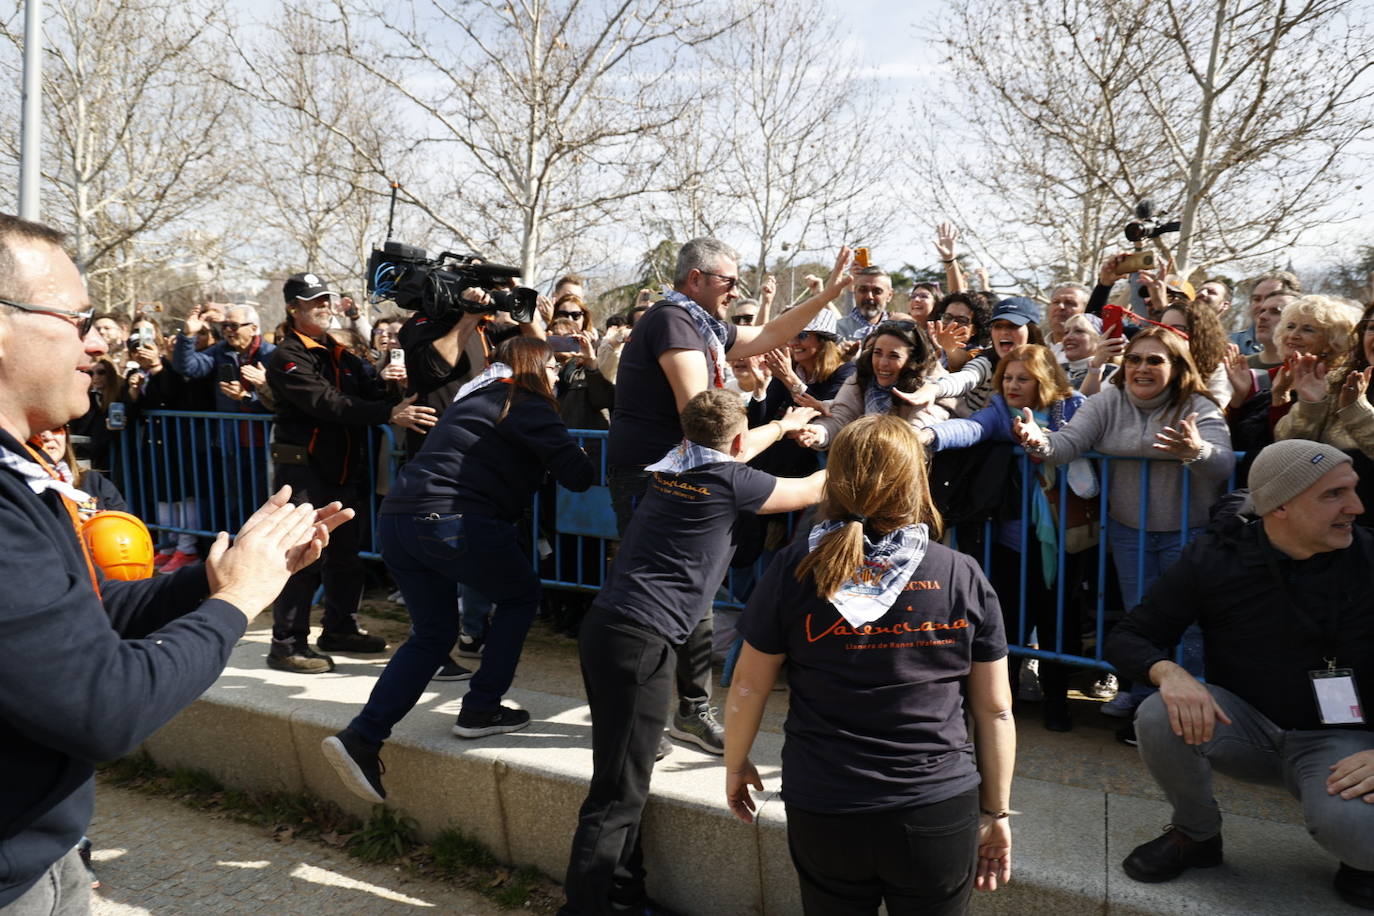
[807,521,930,628]
[661,290,731,389]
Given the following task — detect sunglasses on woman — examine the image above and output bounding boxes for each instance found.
[1123,353,1169,367]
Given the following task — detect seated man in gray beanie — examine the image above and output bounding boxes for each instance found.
[1106,438,1374,910]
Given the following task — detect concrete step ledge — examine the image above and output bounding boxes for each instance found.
[137,638,1363,915]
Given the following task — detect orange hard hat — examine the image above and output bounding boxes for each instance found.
[81,510,156,580]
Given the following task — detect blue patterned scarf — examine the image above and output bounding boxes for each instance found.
[864,381,897,416]
[646,439,734,473]
[662,290,730,388]
[807,521,929,627]
[453,361,513,402]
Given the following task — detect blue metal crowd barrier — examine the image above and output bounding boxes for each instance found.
[115,411,404,561]
[115,412,1238,673]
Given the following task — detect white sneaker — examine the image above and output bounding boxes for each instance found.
[1087,672,1119,700]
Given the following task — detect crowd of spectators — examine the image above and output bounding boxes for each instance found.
[78,231,1374,702]
[48,227,1374,913]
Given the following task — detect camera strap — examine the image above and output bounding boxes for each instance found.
[11,442,102,598]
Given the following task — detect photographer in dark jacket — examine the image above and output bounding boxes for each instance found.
[322,337,595,803]
[265,272,437,673]
[1105,440,1374,909]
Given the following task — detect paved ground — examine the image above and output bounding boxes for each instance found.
[88,785,522,915]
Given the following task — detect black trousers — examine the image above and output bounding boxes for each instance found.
[785,789,980,916]
[270,463,366,644]
[989,541,1085,705]
[561,606,675,915]
[606,465,711,709]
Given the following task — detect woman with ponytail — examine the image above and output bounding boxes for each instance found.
[724,414,1016,914]
[323,337,595,803]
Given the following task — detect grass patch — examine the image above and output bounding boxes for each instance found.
[346,805,419,864]
[98,752,561,912]
[430,827,498,874]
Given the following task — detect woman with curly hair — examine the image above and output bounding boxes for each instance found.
[931,291,993,371]
[1276,302,1374,522]
[795,319,951,449]
[1225,293,1365,453]
[1159,297,1232,405]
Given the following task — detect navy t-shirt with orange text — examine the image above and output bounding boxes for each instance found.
[593,460,776,644]
[741,535,1007,814]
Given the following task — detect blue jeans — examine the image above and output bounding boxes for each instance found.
[349,512,542,745]
[1107,519,1205,682]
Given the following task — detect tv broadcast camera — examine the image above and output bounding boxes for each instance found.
[366,241,538,324]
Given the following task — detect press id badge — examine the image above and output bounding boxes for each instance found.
[1310,668,1365,725]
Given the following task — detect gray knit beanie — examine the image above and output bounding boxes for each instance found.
[1249,439,1353,516]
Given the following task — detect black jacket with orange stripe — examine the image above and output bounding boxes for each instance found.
[266,328,397,485]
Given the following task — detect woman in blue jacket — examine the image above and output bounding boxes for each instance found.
[323,337,595,803]
[923,343,1089,731]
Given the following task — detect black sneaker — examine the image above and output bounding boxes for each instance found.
[317,630,388,653]
[655,735,673,762]
[432,657,473,681]
[668,704,725,755]
[267,642,336,674]
[1116,722,1139,747]
[1336,863,1374,910]
[1122,826,1223,883]
[452,704,530,738]
[456,632,486,659]
[321,728,386,803]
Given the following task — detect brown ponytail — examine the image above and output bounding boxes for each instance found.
[795,414,942,599]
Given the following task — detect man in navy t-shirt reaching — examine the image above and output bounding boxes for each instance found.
[606,238,853,757]
[561,389,825,915]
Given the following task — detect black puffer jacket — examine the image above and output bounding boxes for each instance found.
[1106,489,1374,731]
[266,329,397,485]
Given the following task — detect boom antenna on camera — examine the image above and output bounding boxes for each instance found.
[386,182,400,241]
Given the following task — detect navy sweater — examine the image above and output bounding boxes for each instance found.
[382,383,595,521]
[0,430,246,905]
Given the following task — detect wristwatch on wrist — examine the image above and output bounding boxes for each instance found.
[981,808,1010,819]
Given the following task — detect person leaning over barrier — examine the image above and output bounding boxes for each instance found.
[561,388,825,916]
[1013,326,1235,731]
[604,239,852,760]
[1105,439,1374,910]
[726,413,1015,915]
[0,212,353,915]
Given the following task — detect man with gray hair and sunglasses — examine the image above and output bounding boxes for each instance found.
[605,237,853,758]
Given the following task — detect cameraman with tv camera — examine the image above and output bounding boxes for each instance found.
[371,243,546,674]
